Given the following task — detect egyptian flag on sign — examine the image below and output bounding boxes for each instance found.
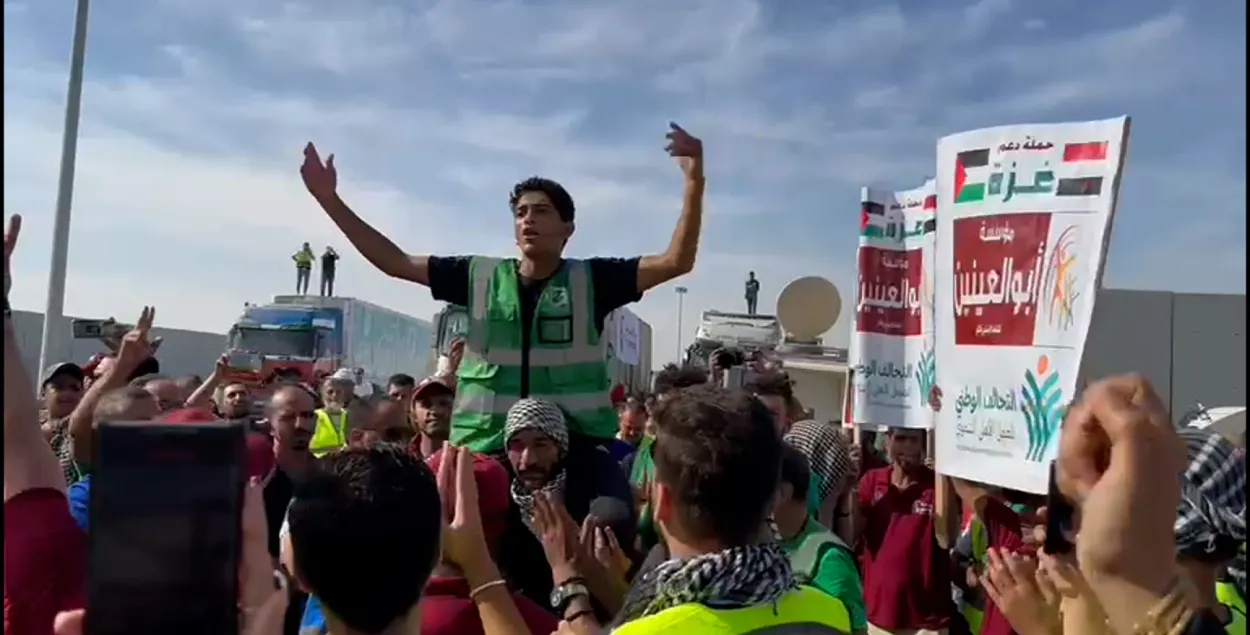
[1056,141,1109,197]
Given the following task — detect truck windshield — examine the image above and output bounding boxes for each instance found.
[437,307,469,356]
[231,328,315,358]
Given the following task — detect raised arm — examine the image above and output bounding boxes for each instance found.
[300,143,432,286]
[69,307,158,467]
[637,123,704,294]
[4,216,67,500]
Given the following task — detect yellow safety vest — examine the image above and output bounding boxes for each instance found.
[612,586,851,635]
[311,409,347,457]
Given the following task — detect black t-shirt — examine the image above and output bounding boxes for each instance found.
[320,252,339,272]
[428,256,641,396]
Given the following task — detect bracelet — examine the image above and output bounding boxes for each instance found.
[1131,577,1195,635]
[555,576,587,587]
[565,609,596,624]
[469,579,507,599]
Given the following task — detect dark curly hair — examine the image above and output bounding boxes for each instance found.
[745,371,793,403]
[509,177,575,222]
[652,364,708,397]
[651,384,783,545]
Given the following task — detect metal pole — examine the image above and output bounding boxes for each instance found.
[675,286,688,362]
[39,0,91,374]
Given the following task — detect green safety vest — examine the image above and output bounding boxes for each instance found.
[310,409,347,458]
[790,530,852,586]
[1218,581,1246,635]
[452,257,616,452]
[612,586,852,635]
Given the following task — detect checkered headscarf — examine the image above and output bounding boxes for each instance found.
[784,420,854,509]
[504,398,569,457]
[1174,428,1246,593]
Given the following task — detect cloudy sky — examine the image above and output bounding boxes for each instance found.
[4,0,1245,368]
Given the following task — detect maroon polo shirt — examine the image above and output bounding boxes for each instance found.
[5,488,87,635]
[858,466,952,631]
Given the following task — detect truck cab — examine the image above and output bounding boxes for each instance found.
[225,304,339,387]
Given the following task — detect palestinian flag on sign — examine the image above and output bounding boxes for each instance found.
[953,148,991,204]
[860,200,885,231]
[1055,140,1108,197]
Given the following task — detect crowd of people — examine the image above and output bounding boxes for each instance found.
[5,120,1246,635]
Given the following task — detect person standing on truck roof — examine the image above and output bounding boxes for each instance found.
[319,245,339,297]
[293,242,315,295]
[299,123,706,454]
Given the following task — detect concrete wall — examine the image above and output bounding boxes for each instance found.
[1079,290,1245,420]
[11,310,227,384]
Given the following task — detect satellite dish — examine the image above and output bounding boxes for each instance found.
[777,276,841,342]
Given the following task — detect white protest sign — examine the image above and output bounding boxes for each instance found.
[848,180,938,429]
[933,116,1131,493]
[610,308,641,366]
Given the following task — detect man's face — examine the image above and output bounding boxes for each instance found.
[322,381,351,410]
[269,388,317,455]
[220,383,251,418]
[513,191,569,257]
[618,402,645,441]
[387,383,414,404]
[886,429,925,467]
[144,380,184,413]
[351,401,413,447]
[43,375,84,417]
[755,394,789,435]
[506,428,561,490]
[413,390,453,440]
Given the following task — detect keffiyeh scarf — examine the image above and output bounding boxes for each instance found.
[512,468,568,535]
[1175,428,1247,594]
[784,419,853,508]
[611,541,798,628]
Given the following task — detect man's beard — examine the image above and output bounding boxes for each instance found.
[422,417,450,441]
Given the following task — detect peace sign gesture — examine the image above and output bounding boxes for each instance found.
[116,307,157,372]
[665,122,704,180]
[4,215,22,297]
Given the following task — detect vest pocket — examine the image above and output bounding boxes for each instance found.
[536,315,574,344]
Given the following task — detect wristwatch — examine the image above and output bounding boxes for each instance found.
[549,580,590,613]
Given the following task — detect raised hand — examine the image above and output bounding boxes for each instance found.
[300,142,338,203]
[665,122,703,181]
[436,446,489,569]
[981,548,1061,635]
[533,491,581,571]
[4,214,21,297]
[116,307,157,372]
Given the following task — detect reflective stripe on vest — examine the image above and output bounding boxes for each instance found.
[791,530,851,584]
[451,256,616,452]
[611,586,851,635]
[310,409,346,457]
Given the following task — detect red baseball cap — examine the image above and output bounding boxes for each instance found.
[413,375,455,401]
[160,409,274,480]
[424,448,510,546]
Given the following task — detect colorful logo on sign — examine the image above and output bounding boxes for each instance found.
[953,141,1110,205]
[914,347,937,408]
[1021,355,1064,462]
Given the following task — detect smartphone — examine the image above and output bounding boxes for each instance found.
[88,420,247,635]
[226,350,262,373]
[72,318,108,339]
[1044,461,1076,555]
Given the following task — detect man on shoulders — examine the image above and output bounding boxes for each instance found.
[300,124,705,454]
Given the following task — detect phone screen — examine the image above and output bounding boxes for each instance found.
[88,421,246,635]
[1044,461,1076,555]
[72,319,106,339]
